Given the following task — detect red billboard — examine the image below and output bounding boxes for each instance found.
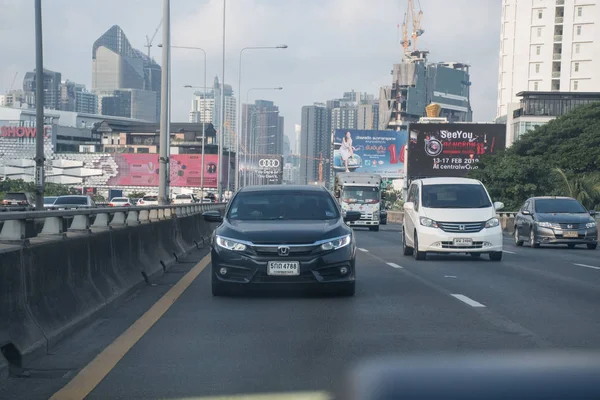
[105,154,226,188]
[0,125,52,138]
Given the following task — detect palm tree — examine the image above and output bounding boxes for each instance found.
[554,168,600,210]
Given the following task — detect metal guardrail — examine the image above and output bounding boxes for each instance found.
[0,203,225,242]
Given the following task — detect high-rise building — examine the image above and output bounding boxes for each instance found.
[59,80,98,114]
[22,68,62,110]
[240,99,283,158]
[379,52,472,129]
[92,25,161,122]
[189,77,236,150]
[357,103,379,129]
[294,124,301,154]
[300,104,330,185]
[496,0,600,142]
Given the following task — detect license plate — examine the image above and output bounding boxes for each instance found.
[453,238,473,246]
[267,261,300,276]
[564,231,578,238]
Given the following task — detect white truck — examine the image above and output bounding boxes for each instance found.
[334,173,383,231]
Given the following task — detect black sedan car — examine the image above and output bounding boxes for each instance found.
[202,185,361,296]
[514,196,598,249]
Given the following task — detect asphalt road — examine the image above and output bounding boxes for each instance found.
[2,224,600,399]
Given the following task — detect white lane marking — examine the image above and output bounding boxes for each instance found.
[358,248,369,252]
[574,263,600,270]
[444,275,457,278]
[451,294,486,308]
[387,262,403,269]
[503,250,517,254]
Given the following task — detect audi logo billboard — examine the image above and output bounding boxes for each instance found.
[255,155,283,184]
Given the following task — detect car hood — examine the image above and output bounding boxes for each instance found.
[536,213,594,223]
[422,207,495,222]
[218,219,349,244]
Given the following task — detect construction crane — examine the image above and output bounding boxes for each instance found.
[400,0,424,53]
[9,72,18,91]
[144,20,162,59]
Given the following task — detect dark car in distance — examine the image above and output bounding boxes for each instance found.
[514,196,598,249]
[203,185,362,296]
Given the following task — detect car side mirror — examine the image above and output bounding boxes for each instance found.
[590,210,596,216]
[202,210,223,223]
[344,210,361,222]
[522,210,531,216]
[493,201,504,211]
[404,202,414,211]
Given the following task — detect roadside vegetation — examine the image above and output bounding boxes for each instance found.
[469,102,600,211]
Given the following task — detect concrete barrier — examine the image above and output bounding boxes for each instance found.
[0,203,223,382]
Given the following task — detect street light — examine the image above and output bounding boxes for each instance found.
[161,44,207,193]
[246,87,283,103]
[236,44,288,191]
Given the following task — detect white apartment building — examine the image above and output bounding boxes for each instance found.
[497,0,600,142]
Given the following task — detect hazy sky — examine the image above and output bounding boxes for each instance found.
[0,0,501,144]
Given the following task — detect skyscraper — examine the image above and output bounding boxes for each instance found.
[300,104,330,185]
[22,68,61,110]
[92,25,161,122]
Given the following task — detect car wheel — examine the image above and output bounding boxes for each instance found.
[402,228,414,256]
[587,243,598,250]
[413,232,427,261]
[470,253,482,258]
[337,282,355,297]
[369,225,380,232]
[489,251,503,261]
[568,244,576,249]
[211,278,229,296]
[529,229,540,248]
[514,228,524,246]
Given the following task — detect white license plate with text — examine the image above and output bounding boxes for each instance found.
[267,261,300,276]
[453,238,473,246]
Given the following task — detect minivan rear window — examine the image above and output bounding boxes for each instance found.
[422,184,492,209]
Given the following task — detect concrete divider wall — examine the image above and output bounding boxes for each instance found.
[0,206,222,381]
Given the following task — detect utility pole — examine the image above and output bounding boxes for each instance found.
[158,0,171,205]
[218,0,226,201]
[34,0,45,210]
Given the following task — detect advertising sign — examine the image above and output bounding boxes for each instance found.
[332,129,408,178]
[256,155,283,184]
[407,123,506,178]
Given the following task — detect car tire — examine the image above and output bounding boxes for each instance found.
[413,232,427,261]
[470,253,482,258]
[402,228,414,256]
[514,228,524,246]
[529,229,540,248]
[337,282,356,297]
[211,278,229,296]
[369,225,380,232]
[587,243,598,250]
[489,251,503,261]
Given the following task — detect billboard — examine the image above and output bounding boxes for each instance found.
[332,129,408,178]
[407,123,506,178]
[255,155,283,184]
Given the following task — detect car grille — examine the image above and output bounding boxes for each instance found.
[360,213,373,220]
[252,245,319,257]
[437,222,485,233]
[558,223,580,230]
[440,241,484,249]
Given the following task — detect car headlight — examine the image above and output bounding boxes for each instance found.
[420,217,438,228]
[215,236,247,251]
[485,217,500,228]
[320,235,352,251]
[586,221,597,229]
[536,221,554,228]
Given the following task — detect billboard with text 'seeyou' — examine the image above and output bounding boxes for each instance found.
[407,123,506,178]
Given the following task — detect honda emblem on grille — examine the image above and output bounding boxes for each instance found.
[459,224,466,231]
[278,246,290,256]
[567,224,573,229]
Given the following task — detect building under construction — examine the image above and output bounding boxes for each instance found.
[378,0,473,130]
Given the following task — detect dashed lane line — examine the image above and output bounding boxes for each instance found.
[358,248,369,252]
[503,250,517,254]
[386,262,403,269]
[573,263,600,270]
[451,294,486,308]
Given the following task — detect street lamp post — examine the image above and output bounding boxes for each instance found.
[34,0,45,210]
[236,45,287,191]
[161,45,207,192]
[158,0,171,206]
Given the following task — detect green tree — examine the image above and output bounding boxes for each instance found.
[128,191,146,199]
[553,168,600,210]
[469,102,600,210]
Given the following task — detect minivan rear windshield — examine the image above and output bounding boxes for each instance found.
[4,193,27,200]
[422,184,492,209]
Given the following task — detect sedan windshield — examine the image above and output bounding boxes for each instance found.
[54,196,88,205]
[535,198,587,213]
[228,191,340,221]
[422,184,492,209]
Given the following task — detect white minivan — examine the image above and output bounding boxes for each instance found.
[402,177,504,261]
